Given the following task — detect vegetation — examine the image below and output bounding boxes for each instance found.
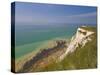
[80,26,97,32]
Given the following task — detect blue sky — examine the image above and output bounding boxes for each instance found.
[15,2,97,25]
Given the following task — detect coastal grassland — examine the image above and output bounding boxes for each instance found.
[61,31,97,70]
[80,26,97,32]
[39,26,97,71]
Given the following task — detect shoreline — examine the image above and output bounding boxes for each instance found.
[15,36,70,59]
[15,37,69,72]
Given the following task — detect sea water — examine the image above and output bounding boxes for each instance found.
[15,24,78,59]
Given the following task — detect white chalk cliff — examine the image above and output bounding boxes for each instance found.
[60,26,94,60]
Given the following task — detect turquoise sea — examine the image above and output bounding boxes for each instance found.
[15,24,78,59]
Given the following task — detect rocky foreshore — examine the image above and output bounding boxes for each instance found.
[17,40,67,72]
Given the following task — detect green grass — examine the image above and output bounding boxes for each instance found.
[80,26,97,32]
[39,26,97,71]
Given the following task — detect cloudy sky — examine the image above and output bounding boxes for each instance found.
[14,2,97,25]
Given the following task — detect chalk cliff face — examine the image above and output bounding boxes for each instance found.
[60,26,94,60]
